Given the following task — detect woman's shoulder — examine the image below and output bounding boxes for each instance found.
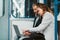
[44,12,54,17]
[43,12,54,19]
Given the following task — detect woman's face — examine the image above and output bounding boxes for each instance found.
[32,5,38,14]
[37,7,44,16]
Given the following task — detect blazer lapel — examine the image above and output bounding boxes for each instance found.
[33,16,42,27]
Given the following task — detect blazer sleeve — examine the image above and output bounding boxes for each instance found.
[28,13,52,32]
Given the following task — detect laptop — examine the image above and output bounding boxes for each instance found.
[13,24,29,39]
[13,24,21,37]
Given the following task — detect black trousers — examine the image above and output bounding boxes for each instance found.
[23,32,45,40]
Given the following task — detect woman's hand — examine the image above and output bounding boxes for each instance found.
[23,30,31,36]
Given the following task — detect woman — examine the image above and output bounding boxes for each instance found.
[23,3,54,40]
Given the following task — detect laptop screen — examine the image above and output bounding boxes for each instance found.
[13,25,21,36]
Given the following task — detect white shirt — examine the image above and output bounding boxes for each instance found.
[28,12,54,40]
[34,16,39,26]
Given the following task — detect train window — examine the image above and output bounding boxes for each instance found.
[58,0,60,1]
[44,0,54,12]
[25,0,37,18]
[11,0,37,18]
[58,5,60,14]
[57,5,60,21]
[11,0,25,18]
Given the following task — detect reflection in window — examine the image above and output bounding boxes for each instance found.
[25,0,37,18]
[11,0,25,18]
[11,0,37,19]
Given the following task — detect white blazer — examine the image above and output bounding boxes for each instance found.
[28,12,54,40]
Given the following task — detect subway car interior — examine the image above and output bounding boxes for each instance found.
[0,0,60,40]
